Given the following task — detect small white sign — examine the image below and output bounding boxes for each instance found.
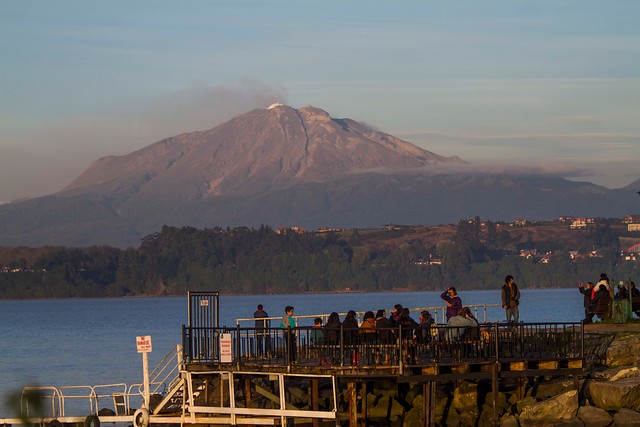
[220,333,232,363]
[200,299,209,307]
[136,335,153,353]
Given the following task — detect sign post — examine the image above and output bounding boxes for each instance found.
[136,335,153,408]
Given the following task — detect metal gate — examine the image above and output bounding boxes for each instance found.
[188,291,219,328]
[185,292,220,362]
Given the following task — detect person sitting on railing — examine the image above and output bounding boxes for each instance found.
[343,310,360,365]
[398,308,419,340]
[417,310,435,344]
[445,307,474,341]
[324,312,341,345]
[375,309,394,345]
[389,304,403,327]
[359,311,377,344]
[398,308,419,364]
[311,317,324,345]
[342,310,359,345]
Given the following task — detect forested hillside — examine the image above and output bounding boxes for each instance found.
[0,219,638,299]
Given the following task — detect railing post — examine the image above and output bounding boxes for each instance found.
[339,324,344,367]
[236,324,241,366]
[398,324,403,373]
[494,322,499,361]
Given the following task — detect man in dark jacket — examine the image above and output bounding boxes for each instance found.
[501,275,521,324]
[254,304,270,356]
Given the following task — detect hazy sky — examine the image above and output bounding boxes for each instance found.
[1,1,639,203]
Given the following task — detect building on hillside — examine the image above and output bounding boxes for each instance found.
[558,216,578,223]
[519,249,538,259]
[628,223,640,232]
[317,227,345,233]
[276,226,306,235]
[621,243,640,261]
[415,255,443,265]
[622,214,640,224]
[569,218,594,230]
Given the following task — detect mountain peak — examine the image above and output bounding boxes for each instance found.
[63,105,465,197]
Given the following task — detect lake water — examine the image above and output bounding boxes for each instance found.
[0,288,585,417]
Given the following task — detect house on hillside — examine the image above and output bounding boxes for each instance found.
[628,224,640,232]
[569,218,594,230]
[519,249,538,259]
[622,243,640,261]
[622,214,640,224]
[276,226,306,235]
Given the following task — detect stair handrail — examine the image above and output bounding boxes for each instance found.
[148,344,183,396]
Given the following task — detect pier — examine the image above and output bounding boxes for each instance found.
[3,292,591,426]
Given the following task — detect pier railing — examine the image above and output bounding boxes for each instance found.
[234,303,503,327]
[183,322,584,368]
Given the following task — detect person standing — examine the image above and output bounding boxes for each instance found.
[254,304,270,356]
[280,306,297,363]
[440,287,462,321]
[501,275,521,324]
[578,282,594,324]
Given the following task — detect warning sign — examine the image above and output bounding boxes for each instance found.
[136,335,153,353]
[220,333,232,363]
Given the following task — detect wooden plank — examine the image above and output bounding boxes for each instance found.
[568,359,583,369]
[422,366,438,376]
[509,361,526,371]
[538,361,558,370]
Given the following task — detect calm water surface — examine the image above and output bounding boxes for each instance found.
[0,288,583,416]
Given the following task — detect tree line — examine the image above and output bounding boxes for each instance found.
[0,220,638,299]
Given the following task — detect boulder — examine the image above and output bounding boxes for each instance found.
[577,405,612,427]
[402,405,424,427]
[552,418,584,426]
[500,413,519,427]
[453,381,479,412]
[606,334,640,368]
[367,395,405,422]
[516,396,538,414]
[527,379,574,400]
[479,403,500,426]
[587,377,640,411]
[610,366,640,381]
[459,410,479,426]
[484,392,510,414]
[612,408,640,426]
[518,390,578,426]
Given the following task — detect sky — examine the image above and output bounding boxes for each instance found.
[1,1,639,203]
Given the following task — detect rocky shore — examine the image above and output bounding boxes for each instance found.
[327,327,640,426]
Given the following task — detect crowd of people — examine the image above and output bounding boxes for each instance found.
[250,289,496,360]
[579,273,640,323]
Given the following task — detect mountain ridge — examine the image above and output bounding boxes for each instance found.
[0,104,638,248]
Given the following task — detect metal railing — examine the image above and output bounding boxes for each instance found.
[183,322,584,368]
[235,303,503,327]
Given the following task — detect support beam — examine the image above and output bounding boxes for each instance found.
[348,380,357,427]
